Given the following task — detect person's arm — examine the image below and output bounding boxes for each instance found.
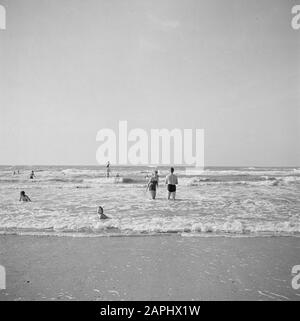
[26,196,31,202]
[146,178,151,191]
[175,176,178,185]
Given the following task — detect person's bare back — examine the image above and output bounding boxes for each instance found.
[165,167,178,200]
[19,191,31,202]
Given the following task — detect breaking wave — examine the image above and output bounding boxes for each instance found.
[0,165,299,238]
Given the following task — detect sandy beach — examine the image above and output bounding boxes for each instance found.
[0,235,299,301]
[1,0,299,308]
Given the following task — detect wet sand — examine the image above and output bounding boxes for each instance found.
[0,235,299,300]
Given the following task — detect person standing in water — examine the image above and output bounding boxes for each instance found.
[19,191,31,202]
[165,167,178,200]
[30,170,35,179]
[146,170,159,199]
[106,161,110,178]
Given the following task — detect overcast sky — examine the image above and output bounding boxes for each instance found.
[0,0,299,166]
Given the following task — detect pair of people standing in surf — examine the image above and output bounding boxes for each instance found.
[146,167,178,200]
[99,166,178,220]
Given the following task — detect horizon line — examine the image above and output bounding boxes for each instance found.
[0,164,299,168]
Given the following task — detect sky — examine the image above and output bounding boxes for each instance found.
[0,0,299,166]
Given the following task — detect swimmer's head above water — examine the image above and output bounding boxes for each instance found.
[97,206,109,220]
[20,191,31,202]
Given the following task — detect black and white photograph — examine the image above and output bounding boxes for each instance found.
[0,0,300,306]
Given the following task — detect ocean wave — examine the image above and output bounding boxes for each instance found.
[84,176,147,185]
[201,169,299,177]
[1,218,299,237]
[61,168,101,177]
[2,165,300,186]
[0,177,85,184]
[183,176,300,186]
[48,178,84,183]
[1,166,299,240]
[1,175,299,187]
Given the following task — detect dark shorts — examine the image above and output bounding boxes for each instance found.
[167,184,176,193]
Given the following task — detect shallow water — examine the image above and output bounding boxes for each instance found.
[0,166,299,237]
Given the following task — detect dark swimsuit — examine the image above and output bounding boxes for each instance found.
[167,184,176,193]
[149,179,158,191]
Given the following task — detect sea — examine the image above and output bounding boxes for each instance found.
[0,165,299,238]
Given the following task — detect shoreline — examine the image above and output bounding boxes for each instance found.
[1,234,299,301]
[1,231,300,238]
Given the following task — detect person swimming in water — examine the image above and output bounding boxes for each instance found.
[97,206,109,219]
[146,170,159,199]
[30,170,35,179]
[19,191,31,202]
